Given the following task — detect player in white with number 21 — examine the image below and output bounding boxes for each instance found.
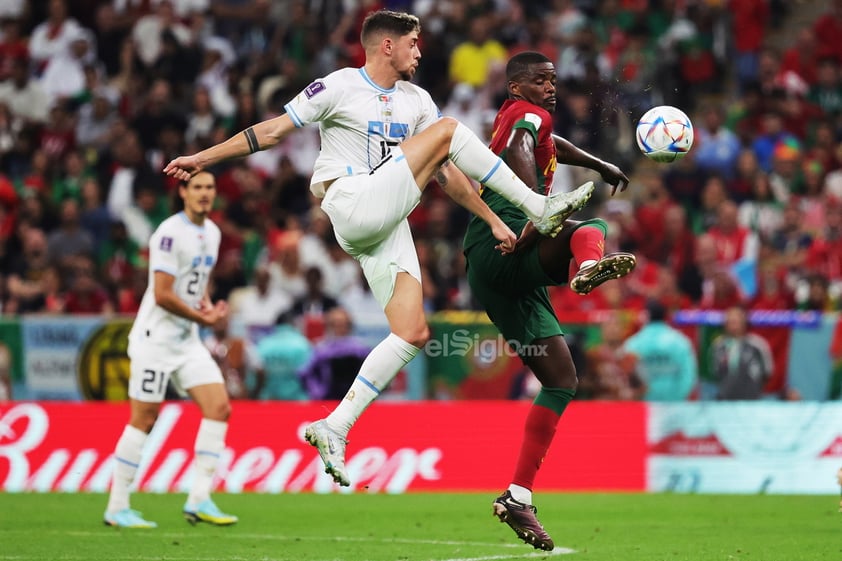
[104,171,237,528]
[164,10,594,487]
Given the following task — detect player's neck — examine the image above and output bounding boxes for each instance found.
[362,61,398,90]
[183,209,206,226]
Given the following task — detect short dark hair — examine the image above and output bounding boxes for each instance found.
[506,51,552,81]
[646,299,668,322]
[361,10,420,46]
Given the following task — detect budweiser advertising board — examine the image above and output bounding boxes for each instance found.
[0,401,646,493]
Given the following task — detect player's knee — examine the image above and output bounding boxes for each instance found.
[208,401,231,422]
[404,324,430,348]
[130,413,157,433]
[434,116,459,140]
[558,362,579,389]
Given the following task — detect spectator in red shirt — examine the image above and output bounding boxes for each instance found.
[730,0,769,92]
[0,18,27,82]
[39,102,76,165]
[700,267,745,310]
[780,27,819,86]
[659,205,697,280]
[806,202,842,282]
[751,261,794,310]
[63,255,113,314]
[708,199,759,267]
[116,267,147,315]
[813,0,842,65]
[630,170,676,261]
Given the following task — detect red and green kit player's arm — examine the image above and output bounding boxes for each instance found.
[488,100,557,250]
[551,134,629,195]
[488,99,557,195]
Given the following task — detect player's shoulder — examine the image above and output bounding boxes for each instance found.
[397,79,431,98]
[296,68,350,98]
[322,67,358,85]
[152,213,183,236]
[147,213,182,252]
[315,67,375,91]
[502,99,552,127]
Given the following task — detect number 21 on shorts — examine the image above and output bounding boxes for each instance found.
[141,369,166,395]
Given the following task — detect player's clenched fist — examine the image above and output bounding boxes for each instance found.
[163,155,203,180]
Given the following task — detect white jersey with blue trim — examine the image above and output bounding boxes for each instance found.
[129,212,221,345]
[284,66,441,198]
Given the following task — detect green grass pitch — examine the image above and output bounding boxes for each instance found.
[0,493,839,561]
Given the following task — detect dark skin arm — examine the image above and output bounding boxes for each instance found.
[512,133,632,251]
[552,134,630,195]
[506,128,544,253]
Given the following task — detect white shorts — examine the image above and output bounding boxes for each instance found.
[127,336,223,403]
[321,148,422,308]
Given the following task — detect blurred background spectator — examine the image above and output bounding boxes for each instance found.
[298,306,371,401]
[708,305,773,400]
[254,311,311,400]
[622,300,698,401]
[205,314,265,400]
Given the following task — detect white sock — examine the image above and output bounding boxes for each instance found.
[448,122,545,220]
[508,483,533,505]
[326,333,419,437]
[187,418,228,506]
[106,425,147,513]
[579,259,597,271]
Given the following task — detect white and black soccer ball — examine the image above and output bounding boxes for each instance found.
[635,105,694,163]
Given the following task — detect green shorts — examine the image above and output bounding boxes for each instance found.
[464,217,563,353]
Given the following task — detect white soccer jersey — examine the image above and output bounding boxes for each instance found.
[284,66,441,198]
[129,212,221,346]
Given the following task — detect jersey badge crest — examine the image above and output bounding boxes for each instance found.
[160,237,173,252]
[304,80,326,99]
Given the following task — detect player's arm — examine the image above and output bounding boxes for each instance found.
[507,128,543,253]
[551,134,630,195]
[163,115,297,181]
[435,161,516,254]
[153,272,226,327]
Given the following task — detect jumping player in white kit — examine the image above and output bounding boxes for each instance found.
[163,10,594,487]
[104,171,237,528]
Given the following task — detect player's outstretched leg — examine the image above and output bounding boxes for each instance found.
[444,120,594,236]
[534,182,595,237]
[183,499,238,526]
[492,491,554,551]
[569,252,637,295]
[305,419,351,487]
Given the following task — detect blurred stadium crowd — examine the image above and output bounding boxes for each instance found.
[0,1,841,342]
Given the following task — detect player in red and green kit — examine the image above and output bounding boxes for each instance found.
[462,51,636,551]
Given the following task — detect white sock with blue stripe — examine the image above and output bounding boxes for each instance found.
[187,418,228,507]
[326,333,419,438]
[447,122,545,220]
[106,424,147,513]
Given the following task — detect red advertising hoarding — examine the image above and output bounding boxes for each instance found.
[0,401,646,493]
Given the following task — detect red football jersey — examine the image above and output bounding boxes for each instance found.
[488,99,557,195]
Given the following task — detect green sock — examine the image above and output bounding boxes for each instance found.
[533,387,576,415]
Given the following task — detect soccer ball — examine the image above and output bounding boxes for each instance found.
[635,105,694,163]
